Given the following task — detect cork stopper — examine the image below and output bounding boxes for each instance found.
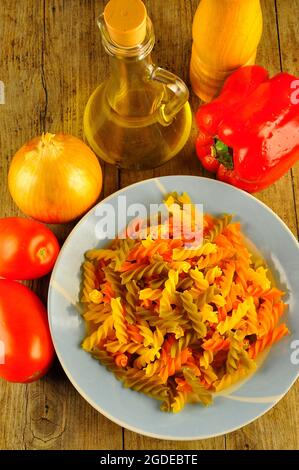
[104,0,147,47]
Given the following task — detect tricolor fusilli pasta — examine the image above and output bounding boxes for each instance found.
[79,192,289,413]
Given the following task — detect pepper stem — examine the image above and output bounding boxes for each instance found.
[212,139,234,169]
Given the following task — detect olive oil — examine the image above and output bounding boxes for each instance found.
[84,84,192,170]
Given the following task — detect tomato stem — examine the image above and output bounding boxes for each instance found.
[37,247,47,262]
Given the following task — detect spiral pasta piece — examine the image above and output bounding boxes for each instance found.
[189,268,209,291]
[159,269,179,317]
[83,303,111,324]
[249,324,289,359]
[202,333,230,352]
[111,298,128,344]
[170,391,187,413]
[215,367,251,392]
[180,291,207,339]
[85,249,116,262]
[199,349,214,370]
[120,261,168,284]
[114,238,136,271]
[104,266,123,299]
[81,261,97,302]
[205,214,232,243]
[122,369,169,401]
[219,262,235,298]
[173,242,217,261]
[92,348,127,379]
[158,347,190,383]
[257,299,285,336]
[226,331,245,374]
[105,341,146,355]
[183,368,213,405]
[217,297,254,335]
[125,280,139,324]
[82,316,114,352]
[205,266,222,285]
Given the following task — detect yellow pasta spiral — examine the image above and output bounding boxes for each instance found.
[81,261,97,302]
[170,391,187,413]
[111,298,128,344]
[205,266,222,284]
[217,297,254,335]
[189,268,209,291]
[82,316,114,352]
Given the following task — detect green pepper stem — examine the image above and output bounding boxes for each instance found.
[213,139,234,169]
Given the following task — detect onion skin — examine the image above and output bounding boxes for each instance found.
[8,133,103,224]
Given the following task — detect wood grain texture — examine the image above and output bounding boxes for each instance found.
[0,0,44,451]
[0,0,298,450]
[276,0,299,239]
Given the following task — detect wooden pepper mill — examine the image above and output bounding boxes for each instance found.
[190,0,263,102]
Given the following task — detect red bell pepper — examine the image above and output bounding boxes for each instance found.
[195,65,299,193]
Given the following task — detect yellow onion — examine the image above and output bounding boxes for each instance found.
[8,133,103,223]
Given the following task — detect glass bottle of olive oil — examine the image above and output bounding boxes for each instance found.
[83,0,192,170]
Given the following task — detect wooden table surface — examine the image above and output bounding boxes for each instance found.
[0,0,298,450]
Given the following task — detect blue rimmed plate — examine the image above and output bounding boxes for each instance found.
[48,176,299,440]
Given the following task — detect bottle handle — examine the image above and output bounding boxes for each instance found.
[150,67,189,126]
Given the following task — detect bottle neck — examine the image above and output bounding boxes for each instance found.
[98,14,155,60]
[106,53,161,118]
[109,53,154,86]
[108,53,153,95]
[98,16,163,118]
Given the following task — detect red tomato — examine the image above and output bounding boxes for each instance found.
[0,217,60,280]
[0,280,55,383]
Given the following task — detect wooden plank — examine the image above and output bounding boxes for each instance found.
[226,0,299,450]
[0,0,44,216]
[0,0,45,450]
[276,0,299,237]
